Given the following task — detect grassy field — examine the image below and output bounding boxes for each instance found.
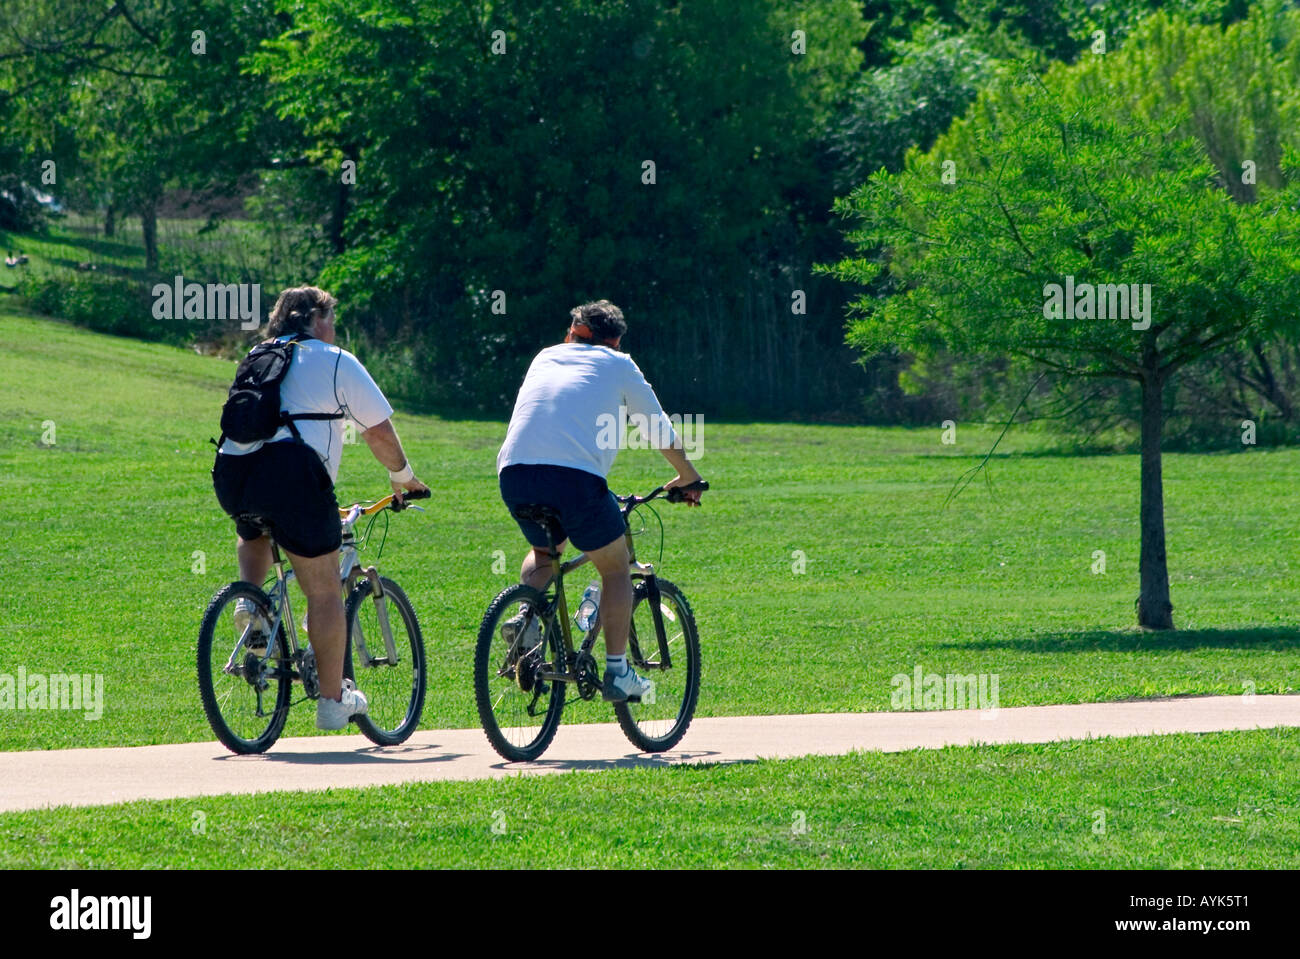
[1,305,1296,752]
[0,214,318,291]
[1,729,1294,868]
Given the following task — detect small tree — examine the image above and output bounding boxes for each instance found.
[824,64,1300,629]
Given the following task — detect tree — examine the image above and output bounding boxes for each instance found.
[249,0,867,414]
[830,23,997,191]
[823,63,1300,629]
[0,0,293,269]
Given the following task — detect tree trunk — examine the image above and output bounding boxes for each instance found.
[141,201,159,272]
[1137,369,1175,629]
[328,148,355,255]
[104,205,116,238]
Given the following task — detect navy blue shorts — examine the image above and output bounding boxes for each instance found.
[499,464,625,553]
[213,441,341,558]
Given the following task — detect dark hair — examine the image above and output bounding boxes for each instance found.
[267,286,338,337]
[569,300,628,343]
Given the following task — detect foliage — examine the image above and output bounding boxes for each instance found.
[17,272,173,342]
[247,0,867,414]
[831,23,998,191]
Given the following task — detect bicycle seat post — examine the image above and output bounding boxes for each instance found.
[511,504,564,585]
[545,523,561,579]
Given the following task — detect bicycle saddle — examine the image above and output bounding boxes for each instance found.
[235,513,273,534]
[510,503,562,527]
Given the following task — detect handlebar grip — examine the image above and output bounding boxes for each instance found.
[666,480,709,503]
[391,488,431,511]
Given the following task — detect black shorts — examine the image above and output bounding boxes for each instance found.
[212,441,341,558]
[499,464,625,553]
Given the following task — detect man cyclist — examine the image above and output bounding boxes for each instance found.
[497,300,704,702]
[212,286,429,729]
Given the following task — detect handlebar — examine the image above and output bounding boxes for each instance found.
[338,488,430,521]
[616,479,709,509]
[391,488,431,511]
[665,480,709,503]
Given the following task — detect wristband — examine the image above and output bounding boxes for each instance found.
[388,461,414,484]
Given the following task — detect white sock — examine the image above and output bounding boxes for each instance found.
[606,654,627,676]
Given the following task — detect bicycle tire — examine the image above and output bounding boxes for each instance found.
[614,578,701,752]
[344,576,427,746]
[474,583,566,762]
[197,581,291,755]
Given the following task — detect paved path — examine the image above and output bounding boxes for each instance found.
[2,695,1295,813]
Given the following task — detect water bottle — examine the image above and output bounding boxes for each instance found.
[574,582,601,632]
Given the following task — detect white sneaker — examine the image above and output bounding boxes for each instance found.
[316,679,369,730]
[602,664,653,702]
[234,598,270,652]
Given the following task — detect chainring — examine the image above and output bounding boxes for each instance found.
[575,650,601,700]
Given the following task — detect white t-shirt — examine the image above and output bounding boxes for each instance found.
[497,342,679,478]
[219,337,393,483]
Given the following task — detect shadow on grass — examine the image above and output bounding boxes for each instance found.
[29,229,144,264]
[43,255,142,280]
[935,626,1300,654]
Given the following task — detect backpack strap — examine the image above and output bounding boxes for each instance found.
[280,411,345,443]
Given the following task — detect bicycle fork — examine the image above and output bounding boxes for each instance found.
[630,560,674,670]
[353,566,401,666]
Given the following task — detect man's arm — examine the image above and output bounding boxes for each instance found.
[362,419,429,496]
[619,356,704,503]
[660,445,703,505]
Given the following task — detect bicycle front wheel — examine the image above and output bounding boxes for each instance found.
[344,576,426,746]
[614,578,701,752]
[197,581,291,755]
[474,584,566,762]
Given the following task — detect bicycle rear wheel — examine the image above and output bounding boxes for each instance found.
[197,581,291,755]
[344,576,426,746]
[614,578,701,752]
[474,584,566,762]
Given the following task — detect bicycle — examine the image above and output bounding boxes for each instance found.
[198,489,431,754]
[474,480,708,762]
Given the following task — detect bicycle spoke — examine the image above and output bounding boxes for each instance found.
[615,580,700,752]
[198,583,290,754]
[475,586,565,761]
[346,577,425,746]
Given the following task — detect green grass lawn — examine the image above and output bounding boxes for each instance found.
[0,213,319,293]
[1,729,1294,868]
[1,306,1298,751]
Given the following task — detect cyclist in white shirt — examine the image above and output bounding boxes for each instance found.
[497,300,704,701]
[213,286,429,729]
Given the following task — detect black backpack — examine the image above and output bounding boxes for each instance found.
[216,334,342,445]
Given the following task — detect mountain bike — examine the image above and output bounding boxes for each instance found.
[198,489,430,755]
[475,481,708,762]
